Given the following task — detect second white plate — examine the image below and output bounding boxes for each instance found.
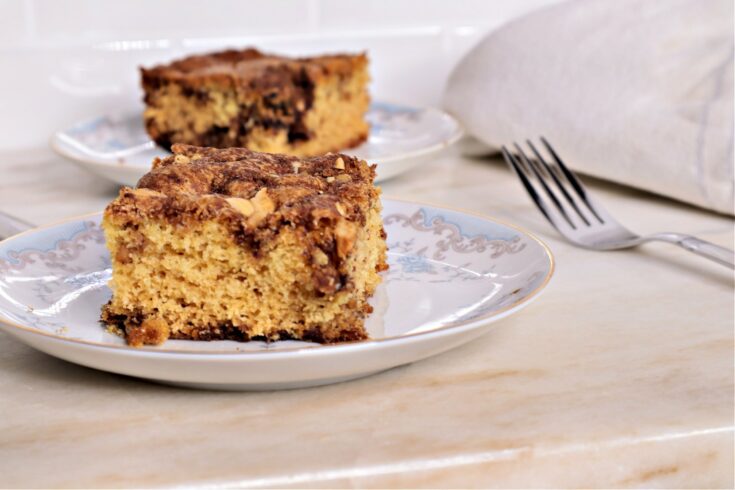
[51,102,463,186]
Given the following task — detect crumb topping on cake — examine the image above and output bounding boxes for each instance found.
[106,144,384,296]
[141,48,364,88]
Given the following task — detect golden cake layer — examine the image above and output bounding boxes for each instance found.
[141,48,370,156]
[101,144,387,347]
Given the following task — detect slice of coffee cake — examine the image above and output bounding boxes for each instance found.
[141,48,370,156]
[101,145,387,347]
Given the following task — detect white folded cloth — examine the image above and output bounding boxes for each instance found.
[444,0,734,215]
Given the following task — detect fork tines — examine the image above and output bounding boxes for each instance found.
[502,137,603,231]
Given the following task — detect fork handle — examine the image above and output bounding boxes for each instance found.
[651,233,735,269]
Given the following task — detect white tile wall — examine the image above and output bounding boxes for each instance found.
[29,0,314,45]
[0,0,558,151]
[0,1,30,44]
[317,0,554,29]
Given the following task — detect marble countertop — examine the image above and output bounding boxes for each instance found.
[0,145,733,488]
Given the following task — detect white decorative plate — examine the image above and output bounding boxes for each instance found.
[51,102,463,186]
[0,199,552,390]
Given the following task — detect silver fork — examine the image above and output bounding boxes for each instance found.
[502,137,735,269]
